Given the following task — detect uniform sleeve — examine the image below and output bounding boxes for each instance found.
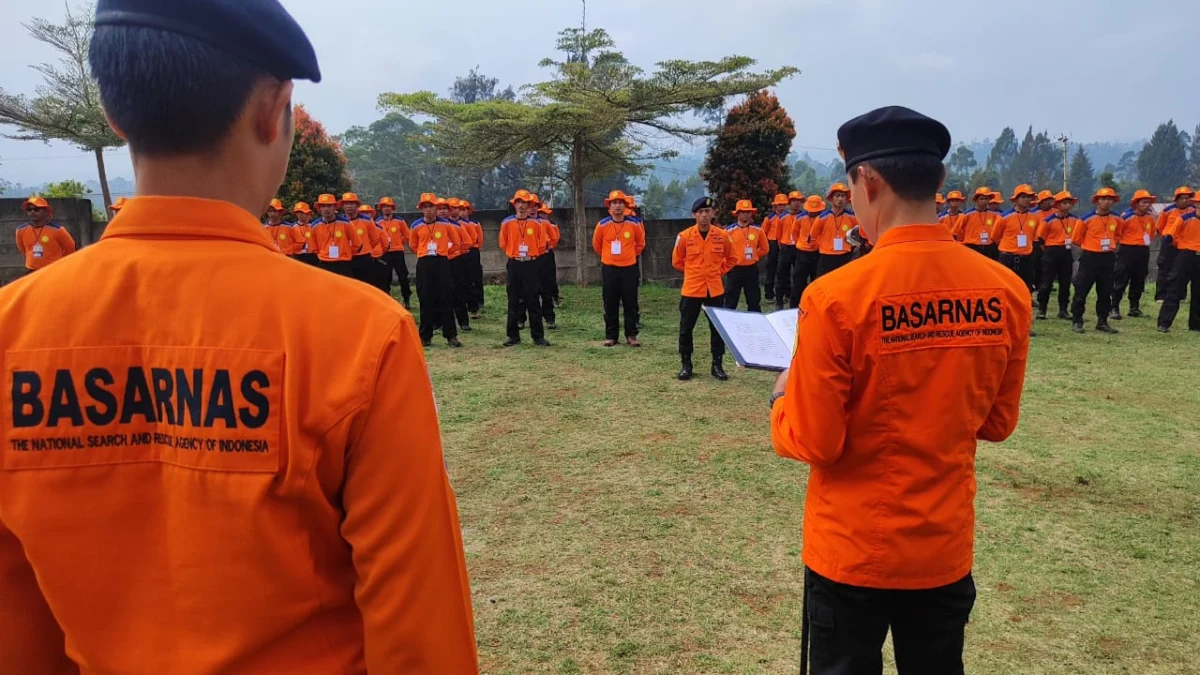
[15,230,26,255]
[369,224,383,256]
[770,285,852,468]
[0,522,79,675]
[978,296,1031,442]
[314,225,329,253]
[756,229,769,258]
[592,224,603,256]
[723,233,738,274]
[408,225,420,253]
[671,232,686,272]
[1035,218,1049,242]
[809,217,825,246]
[57,228,76,256]
[448,225,462,252]
[633,223,646,257]
[341,318,479,673]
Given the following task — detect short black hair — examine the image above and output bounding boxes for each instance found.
[848,154,946,202]
[89,26,271,156]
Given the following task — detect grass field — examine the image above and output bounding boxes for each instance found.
[419,282,1199,675]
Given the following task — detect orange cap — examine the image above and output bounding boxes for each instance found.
[1173,186,1195,199]
[787,190,804,201]
[827,183,850,198]
[446,197,463,208]
[624,194,637,208]
[539,205,552,215]
[1092,187,1119,203]
[1035,189,1055,203]
[946,191,965,202]
[936,193,945,204]
[1129,189,1155,204]
[990,192,1003,205]
[1053,191,1077,204]
[804,195,826,212]
[22,196,51,211]
[1009,184,1036,201]
[315,194,339,206]
[360,204,375,214]
[377,196,396,208]
[462,201,473,212]
[528,193,542,206]
[972,187,993,200]
[292,201,313,214]
[732,199,757,214]
[510,189,535,205]
[417,192,438,208]
[604,190,629,207]
[110,197,128,212]
[267,198,285,212]
[340,192,360,205]
[771,193,789,206]
[434,198,449,207]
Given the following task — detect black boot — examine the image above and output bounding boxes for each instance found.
[711,356,729,381]
[1036,308,1047,320]
[1072,322,1085,334]
[1128,305,1144,318]
[1096,322,1119,334]
[1109,308,1122,321]
[1057,308,1070,320]
[677,356,693,381]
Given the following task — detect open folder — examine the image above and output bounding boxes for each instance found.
[703,307,799,372]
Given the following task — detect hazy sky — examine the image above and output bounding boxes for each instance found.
[1,0,1195,192]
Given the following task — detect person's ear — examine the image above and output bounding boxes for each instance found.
[253,80,295,145]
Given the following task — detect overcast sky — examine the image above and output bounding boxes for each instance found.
[1,0,1195,192]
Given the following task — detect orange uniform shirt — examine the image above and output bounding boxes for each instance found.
[379,217,409,253]
[771,224,1030,590]
[266,222,300,255]
[543,219,561,251]
[1036,213,1079,248]
[994,210,1040,255]
[313,217,359,262]
[409,217,462,258]
[939,211,965,240]
[673,224,737,298]
[592,217,644,267]
[1173,212,1200,251]
[763,212,786,242]
[777,212,802,246]
[446,220,473,260]
[953,209,999,246]
[726,223,770,266]
[468,219,484,250]
[500,216,548,260]
[0,196,478,675]
[1156,205,1184,237]
[1162,207,1194,239]
[350,216,382,257]
[810,210,859,256]
[1118,212,1157,247]
[1074,212,1124,253]
[14,222,77,270]
[292,222,315,254]
[792,212,822,252]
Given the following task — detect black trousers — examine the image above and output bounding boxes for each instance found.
[537,251,557,324]
[965,244,995,260]
[804,567,976,675]
[507,259,544,341]
[1158,250,1200,330]
[763,240,780,299]
[294,253,320,267]
[1112,245,1150,313]
[998,252,1034,293]
[1037,246,1073,313]
[601,264,639,340]
[319,260,354,278]
[543,249,560,301]
[381,251,412,302]
[350,255,376,285]
[415,256,456,341]
[1031,243,1044,291]
[775,245,796,306]
[724,265,761,312]
[679,294,725,358]
[449,256,473,327]
[1155,244,1178,301]
[1071,251,1116,324]
[792,250,821,308]
[816,253,852,278]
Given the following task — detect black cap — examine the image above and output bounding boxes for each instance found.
[692,196,715,213]
[837,106,950,172]
[95,0,321,83]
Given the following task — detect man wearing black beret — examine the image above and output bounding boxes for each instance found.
[0,1,479,673]
[769,106,1032,674]
[672,197,738,380]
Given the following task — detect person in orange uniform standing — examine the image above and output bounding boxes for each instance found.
[953,188,999,257]
[770,106,1030,675]
[0,3,479,674]
[939,190,966,235]
[1155,186,1194,303]
[312,193,354,277]
[993,184,1040,297]
[593,190,644,346]
[1157,206,1200,332]
[1070,188,1124,334]
[810,183,859,277]
[445,198,474,332]
[724,200,770,312]
[14,197,76,276]
[290,201,318,266]
[773,191,804,310]
[674,196,737,381]
[376,196,412,307]
[343,193,379,285]
[463,200,485,314]
[410,193,463,347]
[1035,191,1080,320]
[763,193,788,302]
[501,189,550,347]
[264,198,293,254]
[1110,189,1158,319]
[537,204,560,328]
[790,195,825,308]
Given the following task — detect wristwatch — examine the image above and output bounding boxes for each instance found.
[769,391,785,409]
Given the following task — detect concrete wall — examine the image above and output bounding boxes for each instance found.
[0,199,104,286]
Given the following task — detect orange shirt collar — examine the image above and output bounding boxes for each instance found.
[873,223,955,250]
[101,196,277,251]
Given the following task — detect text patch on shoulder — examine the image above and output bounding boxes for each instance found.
[876,289,1010,354]
[4,346,283,473]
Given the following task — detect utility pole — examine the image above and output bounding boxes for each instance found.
[1057,134,1070,192]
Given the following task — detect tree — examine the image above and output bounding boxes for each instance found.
[278,105,351,208]
[450,66,517,104]
[986,127,1018,189]
[1114,150,1138,184]
[341,112,452,206]
[642,174,701,219]
[1136,121,1189,198]
[0,4,124,215]
[1068,147,1096,201]
[947,145,977,176]
[1098,170,1122,209]
[792,159,823,196]
[41,179,87,198]
[381,26,797,282]
[1190,123,1200,185]
[702,90,796,218]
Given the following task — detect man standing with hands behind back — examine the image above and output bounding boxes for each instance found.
[770,106,1030,675]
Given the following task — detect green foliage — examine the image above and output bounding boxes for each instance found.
[1189,123,1200,186]
[702,90,796,218]
[791,160,824,197]
[987,127,1018,178]
[945,145,978,191]
[642,174,702,219]
[1136,121,1190,198]
[1069,147,1097,200]
[278,105,351,208]
[41,179,86,198]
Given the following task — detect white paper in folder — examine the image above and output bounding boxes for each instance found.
[702,306,799,371]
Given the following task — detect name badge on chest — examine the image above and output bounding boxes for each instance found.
[611,240,622,256]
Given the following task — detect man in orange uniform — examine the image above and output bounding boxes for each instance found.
[993,184,1040,296]
[724,199,770,312]
[773,191,804,310]
[377,196,412,307]
[1155,186,1194,303]
[763,193,788,302]
[811,183,859,277]
[1157,206,1200,332]
[954,188,998,258]
[463,201,485,314]
[1111,189,1158,319]
[341,193,375,284]
[291,201,319,266]
[264,198,293,254]
[0,3,478,673]
[313,193,355,277]
[939,190,966,235]
[1031,189,1055,291]
[935,192,945,214]
[771,106,1030,675]
[537,204,560,328]
[593,190,644,347]
[410,193,463,347]
[445,199,474,332]
[790,195,825,308]
[1070,188,1124,334]
[14,197,76,275]
[501,190,550,347]
[674,197,738,381]
[1035,191,1080,320]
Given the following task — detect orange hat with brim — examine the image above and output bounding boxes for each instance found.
[1173,186,1195,199]
[1091,187,1119,203]
[528,194,542,206]
[1009,184,1036,202]
[827,183,850,198]
[360,205,376,215]
[418,192,439,208]
[267,199,285,212]
[292,202,313,214]
[377,197,396,208]
[946,191,965,202]
[788,191,804,202]
[447,198,463,209]
[510,189,535,205]
[624,195,637,208]
[604,190,629,207]
[1129,189,1155,204]
[340,193,360,205]
[732,199,757,214]
[972,187,993,201]
[462,201,473,212]
[22,196,52,215]
[539,205,552,215]
[771,193,789,206]
[316,194,339,207]
[435,198,449,207]
[111,197,128,212]
[1036,190,1055,203]
[936,193,945,204]
[1053,191,1078,205]
[804,195,826,212]
[990,192,1004,205]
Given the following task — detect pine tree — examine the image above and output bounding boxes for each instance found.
[278,105,352,208]
[1190,123,1200,186]
[1068,147,1096,201]
[701,90,796,218]
[1136,120,1190,197]
[987,128,1018,193]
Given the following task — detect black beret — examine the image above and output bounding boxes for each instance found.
[95,0,321,83]
[692,196,715,213]
[837,106,950,172]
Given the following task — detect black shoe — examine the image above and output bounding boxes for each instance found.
[546,321,557,330]
[1036,309,1047,320]
[1072,322,1085,334]
[534,338,551,347]
[1057,310,1070,320]
[678,357,693,381]
[1128,307,1144,318]
[447,337,463,347]
[1157,326,1170,333]
[517,322,526,331]
[1096,323,1119,334]
[711,358,728,381]
[502,338,519,347]
[421,338,432,347]
[459,325,472,332]
[1109,310,1122,321]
